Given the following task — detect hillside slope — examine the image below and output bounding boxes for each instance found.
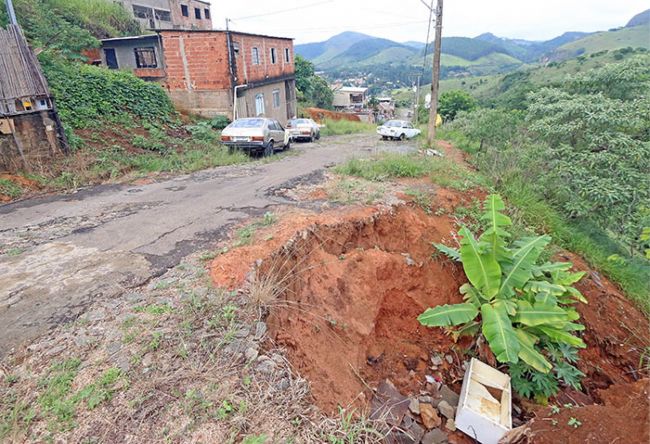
[549,24,650,60]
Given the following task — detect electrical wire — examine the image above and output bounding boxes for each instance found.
[232,0,334,21]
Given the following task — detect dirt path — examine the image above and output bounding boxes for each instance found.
[0,133,415,357]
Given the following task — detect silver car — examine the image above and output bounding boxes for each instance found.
[220,117,291,156]
[286,118,321,142]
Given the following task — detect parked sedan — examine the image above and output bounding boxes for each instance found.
[286,118,321,142]
[377,120,421,140]
[220,117,290,156]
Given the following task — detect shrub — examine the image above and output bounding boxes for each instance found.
[419,195,586,400]
[438,90,477,120]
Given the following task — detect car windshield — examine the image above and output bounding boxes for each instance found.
[230,118,265,128]
[289,119,311,125]
[384,120,404,127]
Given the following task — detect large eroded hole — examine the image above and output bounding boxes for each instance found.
[259,205,471,413]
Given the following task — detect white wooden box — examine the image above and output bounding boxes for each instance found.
[455,358,512,444]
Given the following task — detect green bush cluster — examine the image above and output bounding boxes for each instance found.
[442,56,650,312]
[42,58,176,131]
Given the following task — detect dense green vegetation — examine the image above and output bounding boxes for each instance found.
[295,55,334,109]
[438,55,650,313]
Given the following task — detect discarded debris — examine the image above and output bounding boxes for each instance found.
[455,358,512,444]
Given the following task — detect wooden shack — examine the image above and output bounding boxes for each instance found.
[0,24,66,172]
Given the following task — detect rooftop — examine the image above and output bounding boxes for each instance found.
[335,87,368,93]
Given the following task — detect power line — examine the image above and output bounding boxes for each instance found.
[251,19,429,35]
[232,0,334,21]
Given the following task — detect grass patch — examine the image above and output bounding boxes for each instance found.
[320,119,376,136]
[0,179,23,199]
[232,212,277,247]
[335,152,484,191]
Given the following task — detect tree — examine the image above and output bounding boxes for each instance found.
[438,89,476,120]
[294,55,333,109]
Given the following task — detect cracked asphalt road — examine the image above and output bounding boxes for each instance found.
[0,133,415,357]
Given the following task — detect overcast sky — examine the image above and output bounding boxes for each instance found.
[210,0,648,44]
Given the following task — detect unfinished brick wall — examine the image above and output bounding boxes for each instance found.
[230,33,294,85]
[160,31,231,91]
[0,112,62,172]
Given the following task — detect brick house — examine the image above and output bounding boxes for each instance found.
[100,30,297,124]
[117,0,212,30]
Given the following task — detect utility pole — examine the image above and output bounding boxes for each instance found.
[408,73,422,125]
[5,0,18,25]
[423,0,443,145]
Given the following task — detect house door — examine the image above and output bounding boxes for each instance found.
[255,93,265,116]
[104,49,118,69]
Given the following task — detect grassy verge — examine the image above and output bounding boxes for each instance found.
[320,119,376,137]
[334,152,485,191]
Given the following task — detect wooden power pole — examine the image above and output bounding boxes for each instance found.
[427,0,443,145]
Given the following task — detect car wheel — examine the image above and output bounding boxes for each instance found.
[284,140,291,150]
[316,132,320,140]
[264,141,274,157]
[381,136,388,140]
[399,133,406,141]
[227,146,235,154]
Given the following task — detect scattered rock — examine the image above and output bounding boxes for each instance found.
[45,345,65,357]
[444,354,453,364]
[141,353,153,368]
[256,359,276,374]
[437,400,455,419]
[271,353,284,365]
[244,346,259,362]
[234,327,251,338]
[421,428,448,444]
[431,355,443,366]
[445,418,456,432]
[125,292,145,303]
[409,398,420,415]
[254,321,267,340]
[115,355,131,373]
[83,309,107,322]
[106,341,122,355]
[419,403,442,429]
[440,385,459,407]
[403,421,426,443]
[370,379,410,427]
[277,377,290,391]
[425,375,436,384]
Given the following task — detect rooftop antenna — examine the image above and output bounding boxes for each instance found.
[5,0,18,25]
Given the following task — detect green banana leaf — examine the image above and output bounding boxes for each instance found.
[534,325,586,348]
[515,301,569,327]
[459,226,502,298]
[532,261,572,277]
[479,194,512,263]
[500,236,551,297]
[524,280,566,296]
[515,329,552,373]
[418,303,479,327]
[433,243,461,262]
[481,303,520,363]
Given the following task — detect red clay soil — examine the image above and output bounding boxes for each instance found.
[0,173,42,202]
[524,379,649,443]
[210,185,650,441]
[303,107,361,123]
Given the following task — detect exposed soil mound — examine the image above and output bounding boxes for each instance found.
[210,191,649,440]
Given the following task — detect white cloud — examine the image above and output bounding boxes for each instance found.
[208,0,648,43]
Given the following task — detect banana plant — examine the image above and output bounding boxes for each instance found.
[418,194,586,373]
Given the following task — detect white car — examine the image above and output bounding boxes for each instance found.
[220,117,291,156]
[286,118,321,142]
[377,120,421,141]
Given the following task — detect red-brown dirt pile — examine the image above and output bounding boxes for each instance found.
[303,107,361,123]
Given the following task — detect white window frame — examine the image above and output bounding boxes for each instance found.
[255,93,265,116]
[251,47,260,65]
[272,89,281,109]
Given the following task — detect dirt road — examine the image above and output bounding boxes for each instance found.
[0,133,416,357]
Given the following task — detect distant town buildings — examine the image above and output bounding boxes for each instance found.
[100,30,297,123]
[116,0,212,30]
[332,86,368,111]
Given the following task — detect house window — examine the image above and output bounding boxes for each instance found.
[284,48,290,63]
[255,93,265,116]
[204,8,210,19]
[154,9,171,21]
[194,8,201,19]
[270,48,277,64]
[251,47,260,65]
[134,47,157,68]
[104,48,118,69]
[132,5,153,19]
[272,89,280,109]
[181,4,189,17]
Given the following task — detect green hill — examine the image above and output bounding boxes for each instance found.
[549,24,650,60]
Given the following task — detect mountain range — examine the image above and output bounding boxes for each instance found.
[296,9,650,79]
